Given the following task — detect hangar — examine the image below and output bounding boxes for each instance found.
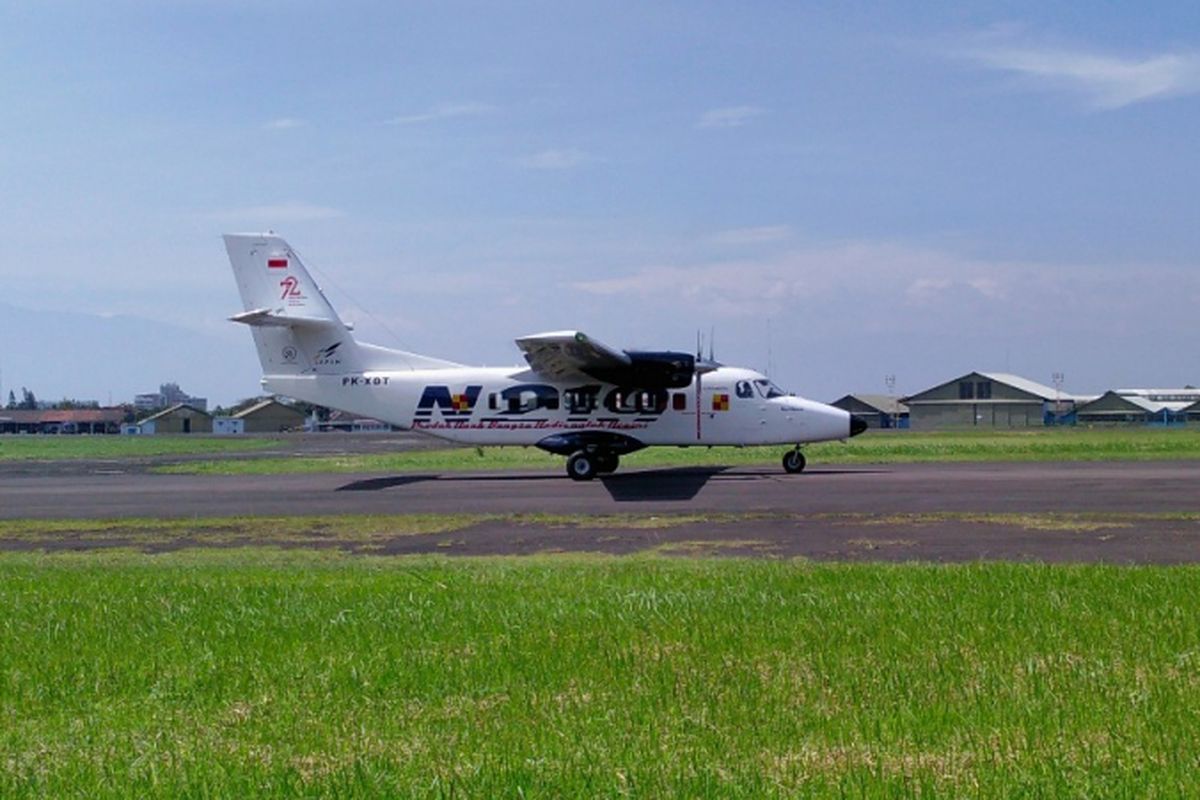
[830,394,909,429]
[233,399,307,433]
[902,372,1076,429]
[1075,389,1199,426]
[0,408,125,435]
[135,403,212,435]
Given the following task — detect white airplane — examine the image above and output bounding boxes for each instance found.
[224,233,866,480]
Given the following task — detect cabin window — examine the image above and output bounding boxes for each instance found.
[488,393,498,410]
[501,384,559,413]
[672,393,687,411]
[564,388,598,414]
[641,391,667,414]
[753,379,787,399]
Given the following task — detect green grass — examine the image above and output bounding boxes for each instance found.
[0,435,277,461]
[156,427,1200,474]
[2,550,1200,796]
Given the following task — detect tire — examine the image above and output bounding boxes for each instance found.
[595,453,619,474]
[567,451,598,481]
[782,449,806,474]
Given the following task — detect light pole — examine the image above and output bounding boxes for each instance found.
[1052,372,1065,424]
[884,374,896,429]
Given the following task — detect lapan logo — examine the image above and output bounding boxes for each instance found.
[314,342,343,367]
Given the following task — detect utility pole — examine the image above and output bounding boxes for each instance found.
[884,374,896,429]
[1052,372,1065,424]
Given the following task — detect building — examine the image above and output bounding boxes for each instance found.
[830,394,909,429]
[232,399,307,433]
[901,372,1078,429]
[212,417,245,435]
[0,408,126,434]
[134,382,208,412]
[135,403,212,434]
[314,410,393,433]
[1075,390,1194,426]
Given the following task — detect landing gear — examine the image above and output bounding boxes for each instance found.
[782,448,807,474]
[566,450,620,481]
[567,451,598,481]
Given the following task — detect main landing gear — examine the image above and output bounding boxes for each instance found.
[566,450,620,481]
[782,448,807,474]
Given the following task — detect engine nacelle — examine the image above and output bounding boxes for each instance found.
[583,351,696,389]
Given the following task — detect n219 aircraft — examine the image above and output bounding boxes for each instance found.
[224,234,866,480]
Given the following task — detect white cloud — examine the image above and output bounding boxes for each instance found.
[697,105,765,129]
[208,202,347,223]
[961,42,1200,109]
[263,117,305,130]
[571,241,1038,316]
[709,225,792,245]
[384,102,495,125]
[516,148,590,170]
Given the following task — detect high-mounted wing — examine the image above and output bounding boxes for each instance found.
[515,331,630,382]
[515,330,701,388]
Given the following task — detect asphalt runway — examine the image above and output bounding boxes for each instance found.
[3,460,1199,518]
[4,461,1200,562]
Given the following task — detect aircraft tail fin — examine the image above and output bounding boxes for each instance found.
[223,233,462,375]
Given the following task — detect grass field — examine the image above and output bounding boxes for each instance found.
[0,435,277,461]
[155,426,1200,474]
[2,550,1200,797]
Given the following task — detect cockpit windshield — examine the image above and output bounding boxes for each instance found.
[754,379,789,399]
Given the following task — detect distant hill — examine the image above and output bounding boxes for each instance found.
[0,303,261,407]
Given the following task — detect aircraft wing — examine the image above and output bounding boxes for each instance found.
[515,331,631,382]
[515,330,702,388]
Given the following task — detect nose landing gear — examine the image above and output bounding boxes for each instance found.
[782,448,807,474]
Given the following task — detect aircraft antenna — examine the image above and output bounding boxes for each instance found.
[708,326,715,362]
[766,317,773,377]
[293,244,426,370]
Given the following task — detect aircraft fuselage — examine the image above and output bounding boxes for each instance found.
[265,364,854,448]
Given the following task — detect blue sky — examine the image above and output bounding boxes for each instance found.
[2,2,1198,405]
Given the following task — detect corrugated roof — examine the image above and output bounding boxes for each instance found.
[834,394,909,415]
[1116,388,1200,402]
[231,399,302,419]
[137,403,211,424]
[0,409,125,424]
[1076,391,1190,415]
[977,372,1067,401]
[903,371,1077,404]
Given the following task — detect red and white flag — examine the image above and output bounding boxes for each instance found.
[267,256,288,269]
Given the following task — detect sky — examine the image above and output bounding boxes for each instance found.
[2,1,1198,406]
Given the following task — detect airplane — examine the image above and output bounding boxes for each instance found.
[224,233,867,480]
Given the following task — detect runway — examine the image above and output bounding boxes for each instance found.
[3,460,1199,519]
[4,460,1200,562]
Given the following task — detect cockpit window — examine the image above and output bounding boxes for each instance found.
[735,380,754,399]
[754,379,788,399]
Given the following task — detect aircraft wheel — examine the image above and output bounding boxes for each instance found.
[595,453,619,474]
[782,449,807,474]
[567,451,598,481]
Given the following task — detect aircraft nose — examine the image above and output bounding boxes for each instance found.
[849,415,868,437]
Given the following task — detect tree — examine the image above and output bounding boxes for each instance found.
[19,388,37,410]
[5,390,14,409]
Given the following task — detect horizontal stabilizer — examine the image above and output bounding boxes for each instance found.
[229,308,345,329]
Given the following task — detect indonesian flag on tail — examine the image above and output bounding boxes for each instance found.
[267,256,288,269]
